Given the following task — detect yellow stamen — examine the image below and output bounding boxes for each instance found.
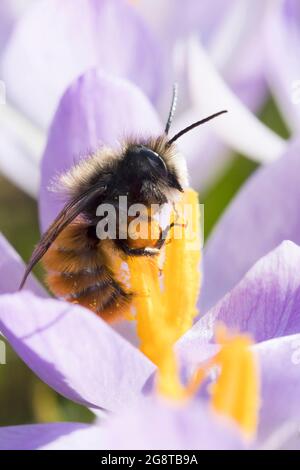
[210,326,260,438]
[125,189,201,399]
[108,188,259,437]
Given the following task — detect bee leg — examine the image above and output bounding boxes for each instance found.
[115,240,160,257]
[153,222,186,250]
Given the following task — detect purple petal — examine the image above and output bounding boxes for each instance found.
[190,241,300,344]
[187,38,285,166]
[1,0,163,128]
[179,240,300,365]
[170,1,268,190]
[0,291,155,411]
[112,320,140,349]
[255,334,300,449]
[136,0,234,51]
[0,423,102,450]
[166,2,268,191]
[0,122,41,198]
[201,139,300,312]
[264,0,300,134]
[0,233,46,296]
[101,398,245,450]
[177,334,300,450]
[0,1,35,56]
[173,73,267,192]
[39,70,162,230]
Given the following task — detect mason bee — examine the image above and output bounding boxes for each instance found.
[20,86,226,322]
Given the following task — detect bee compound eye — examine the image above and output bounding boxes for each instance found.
[131,146,168,176]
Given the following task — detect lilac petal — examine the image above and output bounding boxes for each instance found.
[187,241,300,347]
[170,1,267,191]
[255,334,300,450]
[39,70,162,230]
[187,37,286,165]
[0,291,155,411]
[101,398,245,450]
[264,0,300,134]
[0,2,16,54]
[147,1,268,191]
[172,108,231,192]
[202,139,300,312]
[177,334,300,450]
[0,233,46,296]
[209,1,266,74]
[0,423,102,450]
[1,0,163,129]
[0,128,40,198]
[137,0,235,53]
[138,1,267,112]
[172,73,267,191]
[0,1,36,56]
[112,320,140,349]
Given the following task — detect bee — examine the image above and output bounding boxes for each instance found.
[19,86,227,322]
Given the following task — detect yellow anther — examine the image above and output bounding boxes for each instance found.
[124,189,201,398]
[210,325,260,438]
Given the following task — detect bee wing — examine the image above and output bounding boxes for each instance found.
[19,185,106,290]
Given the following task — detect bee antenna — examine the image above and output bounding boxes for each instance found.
[168,110,228,145]
[165,83,178,135]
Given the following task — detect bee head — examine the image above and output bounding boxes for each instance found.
[123,143,184,193]
[125,145,167,177]
[118,84,227,201]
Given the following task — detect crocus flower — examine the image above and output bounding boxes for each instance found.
[1,0,300,451]
[1,69,300,448]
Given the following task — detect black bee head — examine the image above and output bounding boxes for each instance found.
[125,145,167,178]
[122,144,184,195]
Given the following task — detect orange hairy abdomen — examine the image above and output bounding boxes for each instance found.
[42,218,130,323]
